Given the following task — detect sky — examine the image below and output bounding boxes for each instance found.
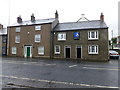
[0,0,119,40]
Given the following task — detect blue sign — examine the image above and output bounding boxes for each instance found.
[73,32,80,40]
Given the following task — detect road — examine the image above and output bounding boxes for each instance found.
[1,57,120,88]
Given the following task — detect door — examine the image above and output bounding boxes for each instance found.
[27,47,30,57]
[66,48,70,58]
[77,47,81,58]
[65,46,71,58]
[24,46,32,58]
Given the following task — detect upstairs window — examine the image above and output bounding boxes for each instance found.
[58,33,66,41]
[88,31,98,40]
[2,36,7,43]
[38,46,44,55]
[35,34,41,42]
[88,45,98,54]
[16,27,21,32]
[15,35,20,43]
[35,26,41,30]
[55,45,60,54]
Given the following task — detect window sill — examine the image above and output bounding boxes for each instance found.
[55,53,60,55]
[58,40,66,41]
[38,54,44,55]
[88,38,98,40]
[88,53,98,55]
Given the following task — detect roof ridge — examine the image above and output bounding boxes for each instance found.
[59,20,101,24]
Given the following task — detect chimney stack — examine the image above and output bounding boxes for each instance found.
[100,13,104,21]
[0,24,3,29]
[31,13,35,22]
[17,15,22,23]
[55,10,59,19]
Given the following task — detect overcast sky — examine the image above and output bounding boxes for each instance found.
[0,0,119,39]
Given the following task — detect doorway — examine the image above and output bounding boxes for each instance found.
[76,46,82,58]
[24,45,32,58]
[65,46,71,58]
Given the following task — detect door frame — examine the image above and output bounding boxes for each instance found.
[64,45,71,58]
[24,45,32,58]
[76,45,82,59]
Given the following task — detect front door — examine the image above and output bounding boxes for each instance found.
[24,46,32,58]
[66,48,70,58]
[27,47,30,57]
[77,46,81,58]
[65,46,71,58]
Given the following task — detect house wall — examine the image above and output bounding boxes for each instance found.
[8,23,52,58]
[53,29,109,61]
[2,35,7,56]
[0,36,2,56]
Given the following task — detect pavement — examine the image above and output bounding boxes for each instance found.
[1,57,120,89]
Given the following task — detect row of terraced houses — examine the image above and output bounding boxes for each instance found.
[4,11,110,61]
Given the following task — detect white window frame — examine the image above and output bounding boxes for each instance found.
[88,45,98,54]
[58,33,66,41]
[35,34,41,42]
[16,27,21,32]
[55,45,60,54]
[38,46,44,55]
[35,26,41,30]
[15,35,20,43]
[12,47,16,54]
[88,31,98,40]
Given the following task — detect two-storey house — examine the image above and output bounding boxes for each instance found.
[53,13,109,61]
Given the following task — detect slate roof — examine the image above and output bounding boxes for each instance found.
[54,20,108,31]
[9,18,56,27]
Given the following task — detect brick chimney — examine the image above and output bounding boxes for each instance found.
[55,10,59,19]
[0,24,3,29]
[100,13,104,21]
[31,13,35,22]
[17,15,22,23]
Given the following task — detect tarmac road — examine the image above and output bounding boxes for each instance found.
[1,57,120,88]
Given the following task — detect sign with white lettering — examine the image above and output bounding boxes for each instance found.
[73,32,80,40]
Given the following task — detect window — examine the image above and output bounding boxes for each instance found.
[15,35,20,43]
[88,45,98,54]
[35,26,41,30]
[88,31,98,40]
[2,46,6,55]
[38,46,44,55]
[58,33,66,41]
[16,27,21,32]
[2,36,7,43]
[55,45,60,54]
[12,47,16,54]
[35,34,41,42]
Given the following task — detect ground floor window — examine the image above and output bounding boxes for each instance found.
[12,47,17,54]
[38,46,44,55]
[55,45,60,54]
[88,45,98,54]
[2,46,6,55]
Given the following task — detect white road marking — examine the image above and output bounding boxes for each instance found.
[2,61,56,66]
[84,64,119,69]
[0,74,119,88]
[45,64,56,66]
[82,67,120,70]
[69,65,77,68]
